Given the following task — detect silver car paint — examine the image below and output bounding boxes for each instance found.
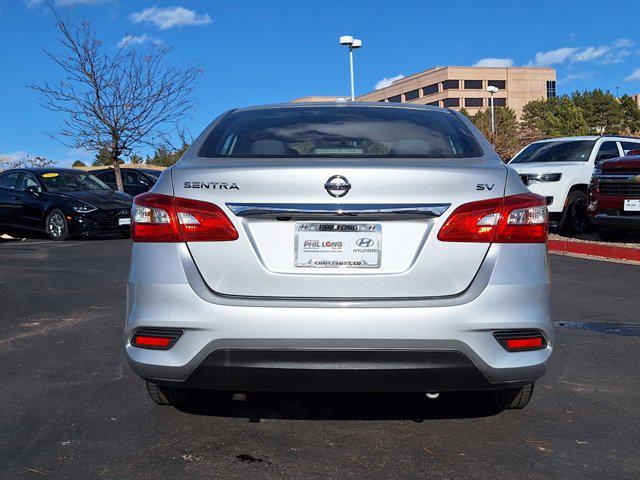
[124,103,552,387]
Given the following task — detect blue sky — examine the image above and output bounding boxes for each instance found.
[1,0,640,166]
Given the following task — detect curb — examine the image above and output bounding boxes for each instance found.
[548,239,640,263]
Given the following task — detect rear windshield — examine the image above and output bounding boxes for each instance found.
[198,106,484,159]
[40,171,110,192]
[510,140,596,163]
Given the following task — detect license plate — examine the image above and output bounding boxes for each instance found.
[624,199,640,211]
[294,223,381,268]
[118,217,131,226]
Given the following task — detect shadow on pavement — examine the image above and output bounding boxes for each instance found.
[0,230,129,243]
[173,391,504,421]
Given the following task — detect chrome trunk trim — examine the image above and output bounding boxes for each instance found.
[226,203,451,220]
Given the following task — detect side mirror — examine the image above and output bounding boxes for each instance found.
[25,185,41,195]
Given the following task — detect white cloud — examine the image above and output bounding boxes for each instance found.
[530,47,578,66]
[117,34,161,48]
[558,72,592,85]
[130,6,211,30]
[574,46,609,62]
[530,39,634,67]
[472,57,514,68]
[625,68,640,82]
[374,74,404,90]
[614,38,634,48]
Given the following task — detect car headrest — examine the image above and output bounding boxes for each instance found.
[249,139,290,156]
[389,139,432,155]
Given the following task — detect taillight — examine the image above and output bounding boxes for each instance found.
[437,193,547,243]
[131,193,239,242]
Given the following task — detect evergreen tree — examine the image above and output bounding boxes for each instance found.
[71,160,86,167]
[93,146,123,166]
[571,90,624,134]
[470,107,521,161]
[129,154,144,165]
[619,95,640,134]
[146,143,189,167]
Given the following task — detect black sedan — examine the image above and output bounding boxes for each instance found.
[92,168,161,196]
[0,168,132,240]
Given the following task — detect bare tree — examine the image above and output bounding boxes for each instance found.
[30,5,201,190]
[1,154,54,171]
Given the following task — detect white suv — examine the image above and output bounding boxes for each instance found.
[509,136,640,233]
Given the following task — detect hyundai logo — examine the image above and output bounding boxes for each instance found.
[324,175,351,198]
[356,237,374,248]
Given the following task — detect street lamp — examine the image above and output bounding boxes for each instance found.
[339,35,363,101]
[486,85,499,135]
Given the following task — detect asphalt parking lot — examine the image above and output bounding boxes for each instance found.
[1,238,638,479]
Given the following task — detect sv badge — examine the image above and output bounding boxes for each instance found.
[476,183,495,191]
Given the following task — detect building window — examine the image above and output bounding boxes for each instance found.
[425,101,440,107]
[546,81,557,98]
[465,98,483,107]
[387,95,402,103]
[422,84,438,96]
[442,80,459,90]
[404,89,419,101]
[464,80,483,90]
[443,98,460,107]
[493,98,506,107]
[488,80,506,90]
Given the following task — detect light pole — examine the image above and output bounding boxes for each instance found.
[486,85,499,135]
[339,35,362,101]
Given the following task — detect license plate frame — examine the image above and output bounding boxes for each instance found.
[624,199,640,212]
[294,223,382,269]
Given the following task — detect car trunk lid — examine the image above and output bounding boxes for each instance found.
[172,158,506,299]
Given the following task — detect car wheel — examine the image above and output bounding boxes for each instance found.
[46,209,70,241]
[485,383,535,411]
[560,191,590,234]
[596,228,627,242]
[145,381,201,407]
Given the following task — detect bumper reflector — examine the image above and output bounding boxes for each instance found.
[131,329,182,350]
[493,330,547,352]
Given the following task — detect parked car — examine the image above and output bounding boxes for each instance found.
[0,168,132,240]
[588,153,640,241]
[124,102,553,412]
[509,136,640,233]
[92,168,161,196]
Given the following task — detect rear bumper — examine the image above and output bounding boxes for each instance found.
[150,349,533,392]
[124,242,553,392]
[591,213,640,230]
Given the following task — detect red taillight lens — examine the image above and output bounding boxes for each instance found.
[131,329,182,349]
[505,337,544,350]
[132,335,174,348]
[437,193,547,243]
[131,193,239,242]
[494,330,547,352]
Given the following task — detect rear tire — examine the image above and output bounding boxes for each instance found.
[46,209,70,241]
[596,228,627,242]
[486,383,535,411]
[145,381,192,407]
[559,191,590,234]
